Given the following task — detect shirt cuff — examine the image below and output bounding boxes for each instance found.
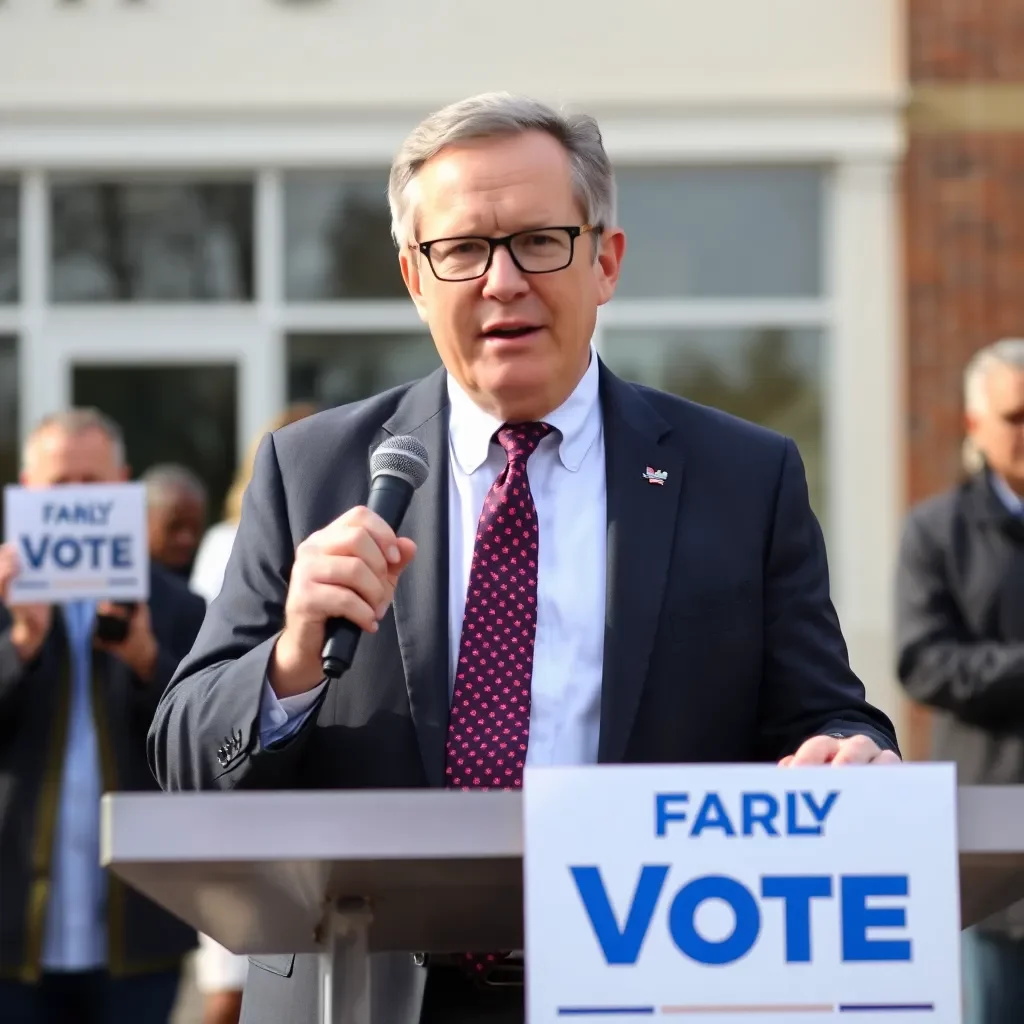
[258,675,325,748]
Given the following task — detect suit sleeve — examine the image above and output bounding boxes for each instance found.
[895,506,1024,729]
[147,433,323,792]
[755,440,900,760]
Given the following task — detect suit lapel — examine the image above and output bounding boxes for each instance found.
[597,366,684,763]
[382,370,451,786]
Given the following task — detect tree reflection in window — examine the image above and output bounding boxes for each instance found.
[602,327,826,524]
[285,173,406,300]
[287,333,440,409]
[51,180,254,302]
[0,184,17,303]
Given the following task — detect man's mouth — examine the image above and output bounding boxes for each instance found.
[481,325,541,340]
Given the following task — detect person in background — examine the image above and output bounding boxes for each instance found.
[187,402,315,1024]
[0,409,207,1024]
[190,403,316,606]
[895,338,1024,1024]
[142,463,208,582]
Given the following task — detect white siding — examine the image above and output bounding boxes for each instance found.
[0,0,902,113]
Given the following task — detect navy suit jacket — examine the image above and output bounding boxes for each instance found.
[147,362,898,1022]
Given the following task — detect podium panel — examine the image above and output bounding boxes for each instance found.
[102,790,523,954]
[958,786,1024,927]
[101,785,1024,957]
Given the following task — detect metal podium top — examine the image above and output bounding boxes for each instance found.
[101,785,1024,956]
[102,790,523,954]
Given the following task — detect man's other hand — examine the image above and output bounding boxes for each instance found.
[778,733,901,767]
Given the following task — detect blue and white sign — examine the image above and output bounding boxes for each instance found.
[4,483,149,603]
[524,763,960,1023]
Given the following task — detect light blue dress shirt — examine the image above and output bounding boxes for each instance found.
[259,676,322,747]
[41,599,108,972]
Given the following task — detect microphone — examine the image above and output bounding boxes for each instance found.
[320,435,431,680]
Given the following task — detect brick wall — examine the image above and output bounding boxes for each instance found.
[904,135,1024,502]
[908,0,1024,80]
[903,0,1024,759]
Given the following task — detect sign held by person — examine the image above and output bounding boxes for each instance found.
[4,483,149,603]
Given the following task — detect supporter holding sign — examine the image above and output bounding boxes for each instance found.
[0,408,207,1024]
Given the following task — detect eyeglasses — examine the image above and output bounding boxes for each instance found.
[411,224,602,282]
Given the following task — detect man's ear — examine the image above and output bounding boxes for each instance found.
[400,248,430,324]
[595,227,626,307]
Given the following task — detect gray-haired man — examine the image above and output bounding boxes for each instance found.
[896,338,1024,1023]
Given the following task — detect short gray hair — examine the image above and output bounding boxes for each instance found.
[387,91,616,249]
[141,463,207,508]
[23,407,126,470]
[962,338,1024,472]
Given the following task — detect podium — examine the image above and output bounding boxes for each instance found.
[101,785,1024,1024]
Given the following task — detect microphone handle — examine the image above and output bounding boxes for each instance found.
[321,474,415,679]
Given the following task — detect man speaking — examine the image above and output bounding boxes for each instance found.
[148,92,900,1024]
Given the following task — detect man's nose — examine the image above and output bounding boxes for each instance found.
[481,246,529,301]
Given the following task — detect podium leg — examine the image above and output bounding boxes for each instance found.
[319,897,373,1024]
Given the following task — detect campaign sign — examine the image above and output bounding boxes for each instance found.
[4,483,149,603]
[524,763,960,1024]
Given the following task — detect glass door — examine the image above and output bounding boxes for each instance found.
[72,362,239,521]
[24,313,280,530]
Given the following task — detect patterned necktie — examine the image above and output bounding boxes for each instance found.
[445,422,552,979]
[445,421,552,792]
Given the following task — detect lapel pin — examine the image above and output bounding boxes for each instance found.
[643,466,667,486]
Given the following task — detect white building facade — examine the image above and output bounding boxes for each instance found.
[0,0,907,732]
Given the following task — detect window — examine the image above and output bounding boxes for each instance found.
[284,172,406,300]
[50,179,255,302]
[287,333,440,409]
[601,326,826,523]
[73,364,238,523]
[0,336,18,536]
[602,167,828,528]
[614,167,823,298]
[0,183,17,303]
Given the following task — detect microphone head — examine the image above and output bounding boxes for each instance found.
[370,435,430,490]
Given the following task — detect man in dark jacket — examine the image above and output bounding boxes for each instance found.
[0,408,207,1024]
[896,338,1024,1024]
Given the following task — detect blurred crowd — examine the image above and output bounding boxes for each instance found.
[0,402,316,1024]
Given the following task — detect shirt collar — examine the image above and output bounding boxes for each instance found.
[447,347,601,474]
[989,471,1024,516]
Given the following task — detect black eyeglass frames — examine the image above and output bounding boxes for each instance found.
[410,224,602,282]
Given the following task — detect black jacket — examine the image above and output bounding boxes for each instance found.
[896,470,1024,934]
[147,366,898,1024]
[0,563,206,981]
